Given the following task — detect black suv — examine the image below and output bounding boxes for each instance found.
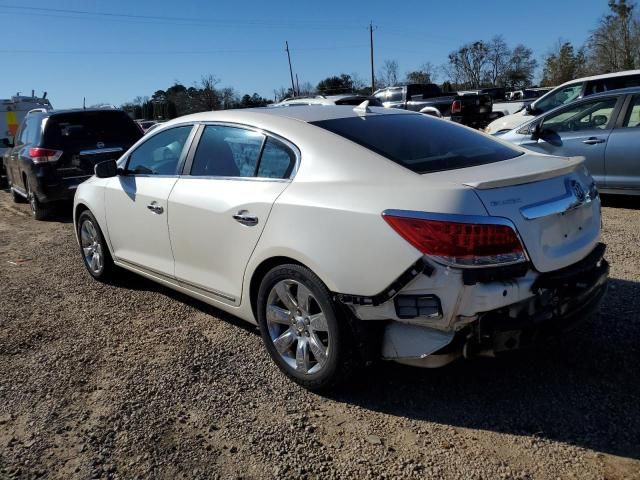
[3,108,142,219]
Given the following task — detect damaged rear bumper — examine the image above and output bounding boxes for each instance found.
[341,244,609,367]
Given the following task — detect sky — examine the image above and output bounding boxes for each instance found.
[0,0,611,109]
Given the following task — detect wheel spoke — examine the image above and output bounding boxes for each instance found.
[90,254,99,271]
[308,333,327,367]
[275,282,297,311]
[295,337,311,372]
[82,246,93,256]
[267,305,291,325]
[309,313,328,332]
[296,284,313,315]
[273,328,296,354]
[80,225,92,246]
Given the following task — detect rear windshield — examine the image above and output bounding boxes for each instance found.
[43,111,142,149]
[311,113,523,174]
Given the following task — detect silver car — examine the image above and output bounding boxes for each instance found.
[496,87,640,195]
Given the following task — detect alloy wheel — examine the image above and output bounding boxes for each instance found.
[266,279,330,375]
[80,219,104,274]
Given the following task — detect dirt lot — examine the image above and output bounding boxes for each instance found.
[0,190,639,480]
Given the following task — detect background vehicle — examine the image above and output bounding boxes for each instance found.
[74,106,606,391]
[492,87,554,116]
[270,94,382,107]
[486,70,640,134]
[374,84,495,128]
[4,108,142,219]
[496,87,640,195]
[1,92,52,186]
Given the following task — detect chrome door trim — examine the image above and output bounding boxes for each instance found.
[520,178,598,220]
[115,257,237,303]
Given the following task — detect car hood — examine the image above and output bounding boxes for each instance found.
[485,109,530,134]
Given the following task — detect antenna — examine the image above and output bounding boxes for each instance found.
[353,100,372,115]
[83,97,86,109]
[285,41,296,97]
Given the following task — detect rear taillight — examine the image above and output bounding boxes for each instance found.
[383,213,526,267]
[28,148,63,164]
[451,100,462,114]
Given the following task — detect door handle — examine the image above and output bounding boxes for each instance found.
[582,137,605,145]
[146,201,164,214]
[232,210,259,226]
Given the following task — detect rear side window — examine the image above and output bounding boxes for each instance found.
[311,114,523,174]
[43,111,142,149]
[257,138,295,178]
[17,115,40,145]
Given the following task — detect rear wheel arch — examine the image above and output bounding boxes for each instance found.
[249,256,305,322]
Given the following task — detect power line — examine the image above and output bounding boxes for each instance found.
[0,5,365,30]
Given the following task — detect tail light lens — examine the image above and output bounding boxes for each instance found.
[451,100,462,114]
[383,214,526,267]
[29,148,63,164]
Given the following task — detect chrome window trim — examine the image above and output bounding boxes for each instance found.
[79,147,123,156]
[381,209,530,269]
[189,121,301,180]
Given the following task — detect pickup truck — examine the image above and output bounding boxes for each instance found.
[373,84,494,129]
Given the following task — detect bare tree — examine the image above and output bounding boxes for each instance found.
[405,62,439,84]
[447,41,489,88]
[378,60,400,88]
[199,74,220,110]
[485,36,511,86]
[505,45,538,89]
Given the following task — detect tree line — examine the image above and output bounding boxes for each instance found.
[124,0,640,119]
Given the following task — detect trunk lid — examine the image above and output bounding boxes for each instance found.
[427,153,601,272]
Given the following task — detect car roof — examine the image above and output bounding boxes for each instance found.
[558,69,640,87]
[586,85,640,98]
[167,104,410,126]
[39,107,128,117]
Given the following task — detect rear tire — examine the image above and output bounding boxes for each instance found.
[256,264,355,391]
[77,210,116,282]
[25,178,50,220]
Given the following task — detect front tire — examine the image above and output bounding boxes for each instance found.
[256,264,354,391]
[77,210,115,282]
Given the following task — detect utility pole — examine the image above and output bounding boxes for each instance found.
[369,21,376,95]
[296,74,300,97]
[285,41,296,97]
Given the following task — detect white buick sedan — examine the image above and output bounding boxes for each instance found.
[74,104,609,390]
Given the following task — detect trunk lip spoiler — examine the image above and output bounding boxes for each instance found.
[462,156,585,190]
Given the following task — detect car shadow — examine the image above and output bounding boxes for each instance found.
[601,194,640,210]
[326,277,640,460]
[104,266,639,460]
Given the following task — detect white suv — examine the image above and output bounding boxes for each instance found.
[486,69,640,134]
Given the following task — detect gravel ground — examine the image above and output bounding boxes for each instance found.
[0,190,639,480]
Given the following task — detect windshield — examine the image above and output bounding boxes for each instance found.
[311,113,523,174]
[533,83,583,113]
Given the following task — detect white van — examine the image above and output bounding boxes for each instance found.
[1,93,52,182]
[485,70,640,134]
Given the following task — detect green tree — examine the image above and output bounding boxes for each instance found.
[588,0,640,71]
[316,74,354,95]
[541,41,588,86]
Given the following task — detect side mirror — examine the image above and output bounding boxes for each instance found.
[531,122,542,140]
[2,138,14,148]
[95,159,118,178]
[592,115,607,127]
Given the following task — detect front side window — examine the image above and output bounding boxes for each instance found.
[311,113,522,174]
[624,96,640,128]
[534,83,583,113]
[126,125,192,175]
[543,98,618,133]
[190,126,265,177]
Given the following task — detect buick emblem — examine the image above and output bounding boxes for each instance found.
[96,141,105,149]
[571,180,586,202]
